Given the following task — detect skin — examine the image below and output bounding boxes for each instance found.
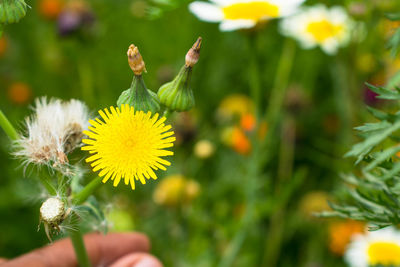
[0,232,163,267]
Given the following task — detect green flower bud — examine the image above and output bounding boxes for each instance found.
[117,44,160,113]
[157,66,195,112]
[0,0,28,24]
[157,37,201,112]
[117,75,160,113]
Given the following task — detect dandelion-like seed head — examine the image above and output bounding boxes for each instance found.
[82,104,175,190]
[40,197,65,223]
[14,98,89,174]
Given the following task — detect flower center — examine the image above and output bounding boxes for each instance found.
[306,20,343,42]
[367,241,400,265]
[222,2,279,21]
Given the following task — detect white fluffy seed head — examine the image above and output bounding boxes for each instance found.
[13,97,90,174]
[40,197,65,223]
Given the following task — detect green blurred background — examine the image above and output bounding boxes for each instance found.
[1,0,400,266]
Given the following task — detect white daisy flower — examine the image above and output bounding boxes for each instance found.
[345,227,400,267]
[280,5,353,55]
[14,97,90,173]
[189,0,305,31]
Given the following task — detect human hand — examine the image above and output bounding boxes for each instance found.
[0,232,162,267]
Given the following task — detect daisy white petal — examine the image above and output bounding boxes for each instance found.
[189,2,223,22]
[219,19,255,31]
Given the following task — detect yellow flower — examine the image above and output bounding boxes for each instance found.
[194,139,215,159]
[153,174,200,206]
[299,191,331,218]
[217,94,254,121]
[82,104,175,190]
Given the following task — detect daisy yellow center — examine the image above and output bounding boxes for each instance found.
[367,241,400,265]
[82,105,175,190]
[222,2,279,21]
[306,19,343,42]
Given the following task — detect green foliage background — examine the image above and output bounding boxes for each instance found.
[1,0,400,266]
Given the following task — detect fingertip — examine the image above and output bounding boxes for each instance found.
[110,253,163,267]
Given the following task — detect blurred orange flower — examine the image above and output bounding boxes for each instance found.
[39,0,64,19]
[329,220,364,256]
[240,113,256,132]
[7,82,32,105]
[0,37,7,57]
[232,127,251,155]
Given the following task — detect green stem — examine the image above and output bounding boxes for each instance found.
[218,150,259,267]
[72,176,103,205]
[332,58,353,147]
[262,116,296,266]
[0,109,18,140]
[248,34,261,118]
[67,213,91,267]
[163,109,173,119]
[78,60,94,106]
[38,175,57,196]
[261,39,296,163]
[218,35,263,267]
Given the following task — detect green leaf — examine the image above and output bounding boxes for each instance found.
[345,120,400,163]
[365,145,400,171]
[367,82,400,100]
[354,121,391,133]
[386,12,400,21]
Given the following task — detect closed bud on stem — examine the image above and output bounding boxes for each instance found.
[39,197,68,241]
[117,44,160,113]
[157,37,202,112]
[0,0,29,24]
[127,44,146,75]
[185,37,202,67]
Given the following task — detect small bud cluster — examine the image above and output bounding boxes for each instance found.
[117,37,202,114]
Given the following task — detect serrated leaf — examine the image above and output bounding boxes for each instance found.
[365,145,400,171]
[345,120,400,162]
[367,82,400,100]
[386,12,400,21]
[355,121,391,133]
[366,106,391,121]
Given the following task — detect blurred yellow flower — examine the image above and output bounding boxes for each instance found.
[194,139,215,159]
[222,126,251,155]
[153,174,200,206]
[217,94,254,121]
[82,104,175,190]
[189,0,305,31]
[329,220,364,256]
[281,5,353,55]
[299,191,331,218]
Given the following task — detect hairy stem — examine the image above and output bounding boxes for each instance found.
[67,213,91,267]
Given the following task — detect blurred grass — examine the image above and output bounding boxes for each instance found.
[0,0,399,266]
